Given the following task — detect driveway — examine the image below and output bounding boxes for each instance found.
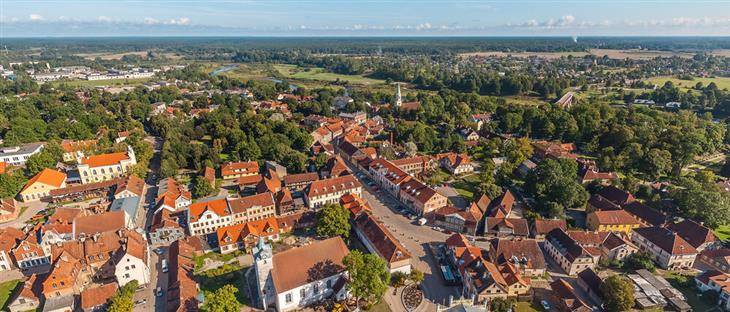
[435,186,468,209]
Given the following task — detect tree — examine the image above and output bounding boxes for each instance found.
[625,251,656,272]
[489,297,512,312]
[25,150,58,177]
[0,172,28,198]
[193,175,214,199]
[600,275,634,312]
[526,158,588,217]
[344,250,390,307]
[409,269,424,285]
[201,284,240,312]
[107,280,139,312]
[315,204,351,239]
[391,271,407,291]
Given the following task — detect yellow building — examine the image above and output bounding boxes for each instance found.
[19,168,67,202]
[586,210,641,235]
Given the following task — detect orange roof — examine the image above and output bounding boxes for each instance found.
[590,210,641,225]
[81,283,118,310]
[217,217,281,247]
[0,162,6,174]
[21,168,66,192]
[80,151,129,167]
[60,139,97,153]
[188,198,230,222]
[221,161,259,177]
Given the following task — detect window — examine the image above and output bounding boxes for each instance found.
[327,279,332,289]
[300,288,306,298]
[285,293,292,303]
[313,284,319,294]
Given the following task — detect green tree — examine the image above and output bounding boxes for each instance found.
[343,250,390,307]
[600,275,635,312]
[391,271,407,290]
[315,204,351,239]
[526,158,588,217]
[25,150,58,177]
[107,280,139,312]
[201,284,241,312]
[409,269,424,285]
[193,175,214,199]
[625,251,656,272]
[489,297,512,312]
[0,172,29,198]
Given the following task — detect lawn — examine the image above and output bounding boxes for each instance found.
[273,64,385,85]
[196,264,251,306]
[715,225,730,241]
[369,299,392,312]
[451,174,481,202]
[645,76,730,91]
[0,279,22,310]
[513,301,541,312]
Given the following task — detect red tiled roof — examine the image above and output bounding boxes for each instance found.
[307,175,361,198]
[271,237,349,292]
[60,139,97,153]
[73,210,125,238]
[81,283,118,309]
[80,151,130,168]
[633,227,698,255]
[589,210,641,225]
[228,192,274,214]
[354,213,411,264]
[221,161,259,177]
[188,198,229,222]
[533,219,567,235]
[668,219,719,250]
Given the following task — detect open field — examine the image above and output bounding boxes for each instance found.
[49,77,153,88]
[0,279,21,310]
[273,64,386,85]
[645,76,730,91]
[715,225,730,241]
[201,63,273,81]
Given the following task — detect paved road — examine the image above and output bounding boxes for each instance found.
[360,182,462,311]
[0,200,47,229]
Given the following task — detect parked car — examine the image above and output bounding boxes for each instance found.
[154,248,164,255]
[135,299,147,305]
[541,300,551,311]
[161,259,168,273]
[156,287,163,297]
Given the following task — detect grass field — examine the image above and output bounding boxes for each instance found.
[273,64,385,85]
[451,174,481,202]
[0,279,22,310]
[196,264,250,306]
[513,301,541,312]
[50,77,153,88]
[645,76,730,91]
[715,225,730,241]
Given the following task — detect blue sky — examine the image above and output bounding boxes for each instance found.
[1,0,729,36]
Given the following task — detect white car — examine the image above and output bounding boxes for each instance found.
[156,287,163,297]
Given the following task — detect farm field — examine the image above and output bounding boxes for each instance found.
[273,64,386,85]
[0,279,21,310]
[462,48,730,60]
[645,76,730,91]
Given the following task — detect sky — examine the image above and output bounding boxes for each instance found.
[1,0,730,37]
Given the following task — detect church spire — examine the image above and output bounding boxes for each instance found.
[395,82,402,107]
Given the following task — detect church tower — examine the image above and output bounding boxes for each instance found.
[395,82,402,107]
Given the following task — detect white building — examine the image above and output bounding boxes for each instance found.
[114,232,150,286]
[304,175,362,208]
[77,146,137,184]
[254,237,350,311]
[187,197,232,236]
[0,142,44,166]
[631,227,698,270]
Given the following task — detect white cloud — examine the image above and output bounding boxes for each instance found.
[510,15,577,29]
[167,17,190,25]
[97,16,112,23]
[29,14,43,21]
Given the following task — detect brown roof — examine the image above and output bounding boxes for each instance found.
[354,213,411,264]
[546,229,592,262]
[588,194,621,211]
[48,207,82,224]
[532,219,567,235]
[203,167,216,186]
[221,161,259,177]
[0,227,24,254]
[399,178,440,204]
[306,175,361,198]
[488,190,515,218]
[485,218,529,236]
[73,210,125,238]
[80,283,118,309]
[60,139,97,153]
[115,175,144,197]
[577,268,602,295]
[283,172,319,186]
[229,192,275,214]
[399,101,421,110]
[271,237,349,292]
[322,156,349,177]
[188,198,229,222]
[596,186,635,205]
[1,197,17,215]
[668,219,719,249]
[622,201,666,227]
[567,231,609,247]
[550,279,590,312]
[589,210,641,226]
[601,232,635,251]
[489,238,546,271]
[633,227,698,255]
